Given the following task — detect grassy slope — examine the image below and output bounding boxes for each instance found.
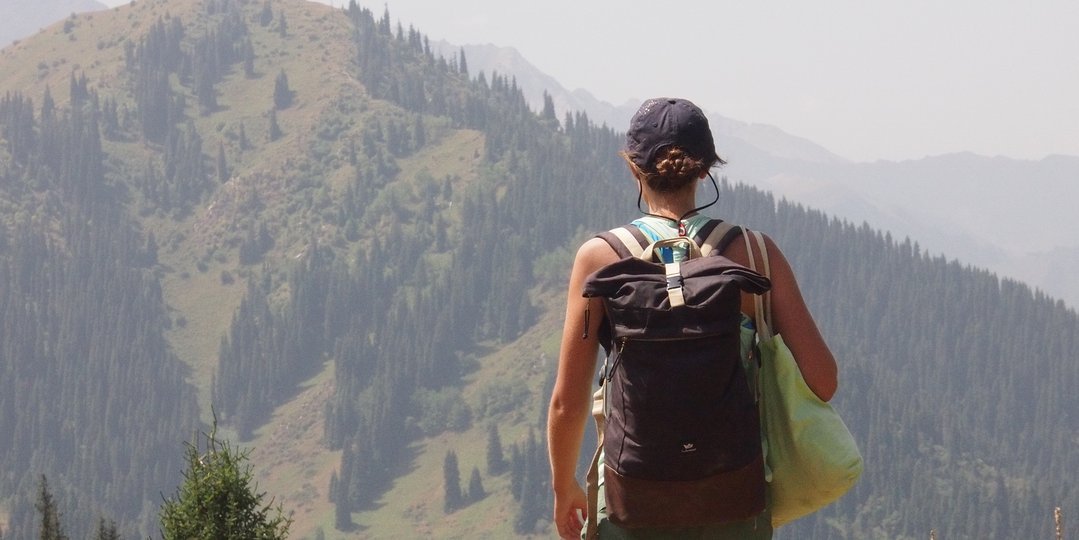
[156,0,365,412]
[344,292,566,540]
[1,1,567,537]
[245,125,508,540]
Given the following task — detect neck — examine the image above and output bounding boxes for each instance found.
[642,187,698,222]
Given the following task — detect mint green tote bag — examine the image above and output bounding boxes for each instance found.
[744,229,863,527]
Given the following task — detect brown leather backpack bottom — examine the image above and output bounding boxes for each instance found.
[604,453,766,529]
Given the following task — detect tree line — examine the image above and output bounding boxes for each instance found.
[0,89,201,537]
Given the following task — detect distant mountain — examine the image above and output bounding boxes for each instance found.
[729,152,1079,307]
[0,0,107,47]
[444,41,1079,308]
[438,41,846,165]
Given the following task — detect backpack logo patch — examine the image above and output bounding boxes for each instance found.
[681,442,697,454]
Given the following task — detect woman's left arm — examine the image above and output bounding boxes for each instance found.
[548,238,615,539]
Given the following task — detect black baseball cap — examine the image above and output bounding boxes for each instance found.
[624,97,720,169]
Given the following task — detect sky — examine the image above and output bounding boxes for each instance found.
[100,0,1079,163]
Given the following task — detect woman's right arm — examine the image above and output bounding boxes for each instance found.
[548,237,616,540]
[757,234,838,401]
[726,232,839,401]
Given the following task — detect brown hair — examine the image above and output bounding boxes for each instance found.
[621,146,725,193]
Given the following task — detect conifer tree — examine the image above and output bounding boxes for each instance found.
[540,91,559,129]
[35,475,68,540]
[197,74,216,115]
[93,518,119,540]
[486,423,505,475]
[268,109,282,141]
[159,423,291,540]
[41,86,55,121]
[468,467,485,502]
[243,38,256,78]
[277,12,288,37]
[442,450,463,513]
[332,469,351,532]
[413,114,426,148]
[333,496,351,531]
[509,444,523,501]
[259,1,273,27]
[273,70,293,110]
[216,142,228,183]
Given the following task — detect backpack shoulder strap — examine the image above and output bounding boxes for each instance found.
[596,226,650,259]
[698,220,742,257]
[598,220,741,259]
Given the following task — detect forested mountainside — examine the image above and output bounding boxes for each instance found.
[0,0,1074,538]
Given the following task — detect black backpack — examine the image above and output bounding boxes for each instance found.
[582,220,771,533]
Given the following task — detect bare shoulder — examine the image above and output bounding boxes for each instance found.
[756,232,790,272]
[573,236,620,274]
[755,232,796,283]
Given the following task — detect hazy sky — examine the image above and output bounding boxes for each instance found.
[100,0,1079,163]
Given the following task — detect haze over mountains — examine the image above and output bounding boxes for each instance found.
[445,40,1079,309]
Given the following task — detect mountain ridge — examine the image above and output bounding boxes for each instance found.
[442,40,1079,308]
[0,0,107,48]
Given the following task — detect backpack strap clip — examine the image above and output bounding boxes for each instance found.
[664,261,687,307]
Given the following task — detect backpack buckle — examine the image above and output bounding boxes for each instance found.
[665,262,686,307]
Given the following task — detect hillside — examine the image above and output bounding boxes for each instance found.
[0,0,1075,538]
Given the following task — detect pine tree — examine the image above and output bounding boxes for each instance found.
[273,70,293,110]
[541,91,559,129]
[159,423,291,539]
[41,86,55,121]
[268,109,282,141]
[93,518,119,540]
[216,142,229,183]
[277,12,288,37]
[35,475,68,540]
[412,114,426,148]
[259,1,273,27]
[333,502,351,531]
[243,38,256,78]
[509,444,523,501]
[144,232,159,267]
[196,74,216,115]
[486,423,505,475]
[333,487,351,531]
[442,450,463,513]
[468,466,485,502]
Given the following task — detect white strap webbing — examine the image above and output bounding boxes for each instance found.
[700,220,738,257]
[610,227,646,259]
[665,261,686,307]
[743,228,773,337]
